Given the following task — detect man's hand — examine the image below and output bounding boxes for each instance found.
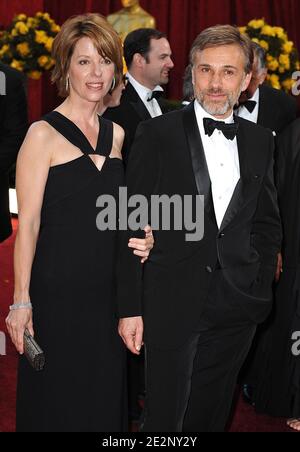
[118,316,144,355]
[275,252,283,282]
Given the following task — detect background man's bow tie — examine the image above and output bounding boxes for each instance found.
[147,90,164,101]
[237,99,257,113]
[203,117,239,140]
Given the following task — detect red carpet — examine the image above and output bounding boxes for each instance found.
[0,220,293,432]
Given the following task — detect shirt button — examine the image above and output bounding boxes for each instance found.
[220,163,224,167]
[206,266,213,273]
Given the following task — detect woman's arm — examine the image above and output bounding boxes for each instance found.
[6,121,53,354]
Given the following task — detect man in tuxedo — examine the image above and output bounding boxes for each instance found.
[236,42,297,135]
[103,28,174,164]
[0,63,28,243]
[117,25,282,432]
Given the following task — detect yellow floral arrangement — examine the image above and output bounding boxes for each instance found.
[240,19,300,92]
[0,12,60,80]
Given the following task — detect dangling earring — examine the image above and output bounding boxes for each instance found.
[109,76,116,94]
[65,76,70,92]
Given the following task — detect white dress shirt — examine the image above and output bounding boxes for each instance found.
[236,88,259,124]
[126,72,163,118]
[194,101,241,229]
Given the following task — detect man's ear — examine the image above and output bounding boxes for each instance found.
[133,53,146,68]
[242,71,252,92]
[258,68,268,85]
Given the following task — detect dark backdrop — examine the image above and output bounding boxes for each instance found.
[1,0,299,121]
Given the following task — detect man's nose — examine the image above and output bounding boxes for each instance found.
[210,71,222,87]
[168,58,175,69]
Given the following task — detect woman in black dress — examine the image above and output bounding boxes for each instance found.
[254,118,300,431]
[6,14,153,432]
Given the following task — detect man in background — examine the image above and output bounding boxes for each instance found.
[0,62,28,243]
[103,28,174,165]
[236,42,297,135]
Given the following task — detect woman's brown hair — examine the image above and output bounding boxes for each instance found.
[51,13,123,97]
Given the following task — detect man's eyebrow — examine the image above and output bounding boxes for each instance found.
[198,63,237,68]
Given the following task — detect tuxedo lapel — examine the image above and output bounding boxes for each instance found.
[126,83,151,122]
[219,116,254,231]
[182,103,216,225]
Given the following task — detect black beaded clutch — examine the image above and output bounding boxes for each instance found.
[24,329,45,371]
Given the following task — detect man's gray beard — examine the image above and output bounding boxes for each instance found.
[196,92,237,117]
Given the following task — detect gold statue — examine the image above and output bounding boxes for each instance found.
[107,0,156,42]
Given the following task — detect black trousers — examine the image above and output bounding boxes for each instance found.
[141,272,257,432]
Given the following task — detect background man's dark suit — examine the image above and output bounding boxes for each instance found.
[239,83,297,396]
[258,84,297,134]
[0,63,28,242]
[117,103,282,431]
[103,82,170,165]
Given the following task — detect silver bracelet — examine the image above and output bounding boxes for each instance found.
[9,302,33,311]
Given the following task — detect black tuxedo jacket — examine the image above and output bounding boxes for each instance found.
[103,82,170,164]
[258,84,297,134]
[0,63,28,242]
[117,102,282,349]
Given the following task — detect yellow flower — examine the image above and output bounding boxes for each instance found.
[38,55,49,68]
[269,74,281,90]
[11,28,18,37]
[251,38,260,44]
[10,59,24,71]
[261,25,276,37]
[51,23,61,33]
[273,27,287,40]
[0,44,9,56]
[239,26,247,34]
[15,21,29,35]
[27,17,37,28]
[282,78,296,92]
[16,14,27,21]
[28,70,42,80]
[35,30,48,44]
[36,12,43,18]
[296,61,300,70]
[267,58,279,72]
[248,19,265,29]
[279,54,290,70]
[43,13,51,21]
[16,42,31,57]
[45,58,55,70]
[259,40,269,51]
[45,37,54,53]
[282,41,294,54]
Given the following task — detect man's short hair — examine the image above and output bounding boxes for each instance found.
[182,65,194,102]
[124,28,166,69]
[190,25,254,74]
[251,42,267,71]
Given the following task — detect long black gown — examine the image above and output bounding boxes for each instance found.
[16,112,127,432]
[254,118,300,418]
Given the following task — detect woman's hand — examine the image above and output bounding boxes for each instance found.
[6,308,34,354]
[128,225,154,264]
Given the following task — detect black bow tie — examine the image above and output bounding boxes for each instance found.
[147,90,164,102]
[237,100,257,113]
[203,117,239,141]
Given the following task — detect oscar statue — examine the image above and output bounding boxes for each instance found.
[107,0,156,42]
